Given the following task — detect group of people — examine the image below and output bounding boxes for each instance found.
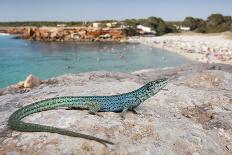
[130,36,232,64]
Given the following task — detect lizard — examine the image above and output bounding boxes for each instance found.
[8,78,168,145]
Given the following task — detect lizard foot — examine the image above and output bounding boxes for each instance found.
[131,109,139,115]
[120,113,126,120]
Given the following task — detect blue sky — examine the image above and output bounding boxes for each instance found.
[0,0,231,21]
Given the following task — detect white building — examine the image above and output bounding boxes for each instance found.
[106,22,118,28]
[180,26,190,31]
[175,25,190,31]
[137,25,156,35]
[57,24,66,27]
[93,23,103,28]
[137,25,152,32]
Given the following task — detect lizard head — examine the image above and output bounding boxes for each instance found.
[146,78,168,93]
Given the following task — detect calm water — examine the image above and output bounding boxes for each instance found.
[0,35,190,88]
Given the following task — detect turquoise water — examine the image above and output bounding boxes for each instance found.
[0,35,190,88]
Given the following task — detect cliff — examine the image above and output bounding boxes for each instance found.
[1,63,232,154]
[0,26,127,42]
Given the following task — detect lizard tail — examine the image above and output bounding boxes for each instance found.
[8,98,114,145]
[9,120,114,145]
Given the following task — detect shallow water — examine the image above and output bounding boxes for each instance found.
[0,35,190,88]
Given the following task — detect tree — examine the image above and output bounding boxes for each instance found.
[122,27,138,36]
[207,14,224,26]
[123,19,138,28]
[206,14,232,33]
[183,17,205,30]
[182,14,232,33]
[121,17,177,36]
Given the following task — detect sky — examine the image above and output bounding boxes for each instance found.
[0,0,232,22]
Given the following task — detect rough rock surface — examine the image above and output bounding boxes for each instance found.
[23,74,42,88]
[0,27,126,42]
[0,63,232,155]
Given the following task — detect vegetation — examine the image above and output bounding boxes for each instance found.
[182,13,232,33]
[122,17,178,35]
[1,13,231,35]
[0,17,178,36]
[122,27,139,36]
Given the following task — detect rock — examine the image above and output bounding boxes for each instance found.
[15,81,25,89]
[226,144,232,151]
[99,34,111,39]
[0,64,232,154]
[4,26,126,42]
[8,81,25,90]
[23,74,41,88]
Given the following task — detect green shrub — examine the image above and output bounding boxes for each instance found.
[182,13,232,33]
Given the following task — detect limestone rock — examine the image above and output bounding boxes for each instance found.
[0,26,126,42]
[10,81,25,89]
[23,74,41,88]
[0,64,232,154]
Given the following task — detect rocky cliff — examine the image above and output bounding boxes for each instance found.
[0,27,126,42]
[0,63,232,154]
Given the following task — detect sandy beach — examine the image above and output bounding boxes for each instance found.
[128,32,232,64]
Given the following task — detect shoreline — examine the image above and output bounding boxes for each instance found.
[128,34,232,65]
[1,62,231,94]
[0,26,127,42]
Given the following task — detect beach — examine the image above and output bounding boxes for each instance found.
[128,32,232,64]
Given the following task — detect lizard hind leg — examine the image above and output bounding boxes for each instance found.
[87,101,104,117]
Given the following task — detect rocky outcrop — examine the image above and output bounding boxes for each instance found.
[0,74,42,95]
[23,74,42,88]
[0,63,232,154]
[0,27,28,35]
[0,26,126,42]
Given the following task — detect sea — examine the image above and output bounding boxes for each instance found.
[0,34,190,88]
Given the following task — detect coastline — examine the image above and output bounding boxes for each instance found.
[128,33,232,65]
[0,26,127,42]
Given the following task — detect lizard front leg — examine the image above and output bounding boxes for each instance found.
[120,102,132,119]
[120,108,128,120]
[130,108,138,114]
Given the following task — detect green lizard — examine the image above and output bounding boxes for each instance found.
[8,78,168,145]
